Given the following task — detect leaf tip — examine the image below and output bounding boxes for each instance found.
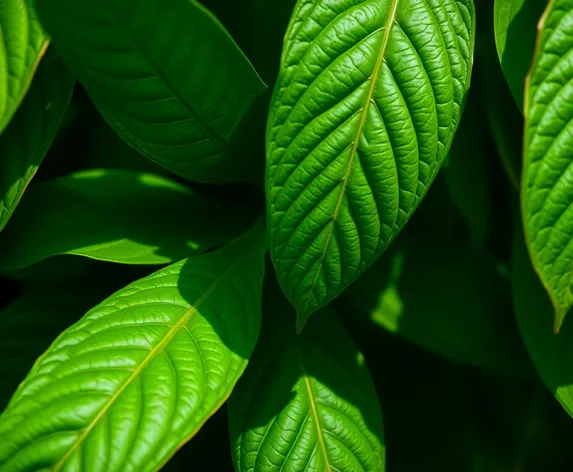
[553,304,570,334]
[295,311,309,335]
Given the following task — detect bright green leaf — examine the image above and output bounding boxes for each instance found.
[339,233,533,377]
[494,0,547,109]
[266,0,476,328]
[34,0,266,183]
[512,215,573,418]
[0,169,256,269]
[0,48,74,232]
[228,295,384,472]
[0,0,48,135]
[0,222,266,471]
[522,0,573,331]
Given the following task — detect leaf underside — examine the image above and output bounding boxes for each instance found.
[523,0,573,331]
[229,303,385,472]
[266,0,475,326]
[0,0,48,136]
[0,49,74,233]
[0,224,266,472]
[34,0,266,183]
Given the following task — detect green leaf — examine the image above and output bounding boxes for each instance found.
[0,49,74,232]
[266,0,476,328]
[522,0,573,331]
[228,295,385,472]
[339,233,533,377]
[512,215,573,418]
[0,222,266,471]
[494,0,547,109]
[0,169,256,269]
[34,0,266,183]
[0,0,48,135]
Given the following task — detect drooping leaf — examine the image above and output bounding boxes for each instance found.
[0,223,266,471]
[522,0,573,331]
[338,232,533,377]
[0,169,257,269]
[0,0,48,135]
[34,0,266,183]
[266,0,476,328]
[494,0,547,109]
[228,290,385,472]
[0,48,74,232]
[512,215,573,418]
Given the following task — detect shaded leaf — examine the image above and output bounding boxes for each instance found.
[0,223,266,471]
[522,0,573,330]
[34,0,266,183]
[0,0,48,135]
[0,48,74,232]
[0,169,256,268]
[266,0,476,327]
[229,289,384,472]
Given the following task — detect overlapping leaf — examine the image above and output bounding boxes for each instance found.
[34,0,266,183]
[229,294,384,472]
[0,0,48,135]
[0,169,256,268]
[266,0,476,327]
[0,49,74,232]
[522,0,573,331]
[0,223,266,472]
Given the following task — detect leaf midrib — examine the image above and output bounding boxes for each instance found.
[301,0,400,317]
[52,258,242,471]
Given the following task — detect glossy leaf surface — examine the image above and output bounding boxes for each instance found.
[0,223,266,471]
[34,0,266,183]
[266,0,476,326]
[522,0,573,331]
[494,0,547,109]
[0,49,74,232]
[0,169,255,268]
[229,296,384,471]
[0,0,48,135]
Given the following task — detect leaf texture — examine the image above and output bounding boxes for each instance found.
[34,0,266,183]
[0,169,257,268]
[0,48,74,232]
[523,0,573,331]
[228,295,385,472]
[0,0,48,135]
[0,222,266,472]
[494,0,547,109]
[266,0,476,326]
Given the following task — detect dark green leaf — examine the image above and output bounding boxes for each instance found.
[0,49,74,232]
[0,169,256,268]
[266,0,476,328]
[34,0,266,183]
[0,223,266,471]
[522,0,573,330]
[229,292,384,471]
[0,0,48,135]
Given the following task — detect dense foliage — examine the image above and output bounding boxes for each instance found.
[1,0,573,470]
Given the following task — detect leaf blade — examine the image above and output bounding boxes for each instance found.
[0,223,266,472]
[34,0,266,183]
[266,0,476,323]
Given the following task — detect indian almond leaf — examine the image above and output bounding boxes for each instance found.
[493,0,548,110]
[0,221,266,472]
[0,48,74,232]
[228,287,385,472]
[522,0,573,331]
[0,169,258,269]
[266,0,476,330]
[0,0,48,136]
[33,0,266,184]
[512,214,573,419]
